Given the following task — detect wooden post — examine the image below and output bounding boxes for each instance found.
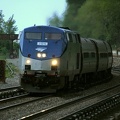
[0,60,6,83]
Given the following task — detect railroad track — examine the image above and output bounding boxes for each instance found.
[0,94,51,113]
[58,93,120,120]
[19,82,120,119]
[0,93,28,103]
[0,86,26,99]
[0,93,29,111]
[62,78,120,120]
[0,75,120,119]
[112,65,120,75]
[0,86,21,92]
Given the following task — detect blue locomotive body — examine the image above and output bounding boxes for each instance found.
[19,26,67,60]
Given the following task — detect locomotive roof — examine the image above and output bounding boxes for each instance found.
[23,25,77,33]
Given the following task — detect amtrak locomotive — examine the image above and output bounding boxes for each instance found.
[18,25,113,93]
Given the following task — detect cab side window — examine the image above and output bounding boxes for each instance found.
[68,33,73,42]
[66,32,80,43]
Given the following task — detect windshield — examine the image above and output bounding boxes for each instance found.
[45,33,62,40]
[25,32,42,40]
[25,32,62,40]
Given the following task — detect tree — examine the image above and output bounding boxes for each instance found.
[0,10,18,57]
[63,0,120,47]
[0,10,4,33]
[99,0,120,46]
[47,0,120,47]
[47,12,63,27]
[63,0,86,30]
[3,14,18,34]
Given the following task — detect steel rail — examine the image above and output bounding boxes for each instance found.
[58,93,120,120]
[20,82,120,120]
[0,95,52,112]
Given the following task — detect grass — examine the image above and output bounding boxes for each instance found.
[0,53,9,60]
[0,56,6,60]
[5,62,19,78]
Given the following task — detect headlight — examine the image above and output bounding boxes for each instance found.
[37,53,46,58]
[37,53,42,58]
[26,59,31,64]
[42,53,46,58]
[51,59,58,66]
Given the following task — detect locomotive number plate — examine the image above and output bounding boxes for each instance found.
[37,42,48,46]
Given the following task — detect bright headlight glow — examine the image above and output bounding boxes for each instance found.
[26,59,31,64]
[42,53,46,58]
[51,59,58,66]
[37,53,41,58]
[37,53,46,58]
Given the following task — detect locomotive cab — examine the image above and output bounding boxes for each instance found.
[19,26,81,93]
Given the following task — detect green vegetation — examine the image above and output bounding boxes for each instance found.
[48,0,120,49]
[6,62,19,78]
[0,55,6,59]
[0,10,18,58]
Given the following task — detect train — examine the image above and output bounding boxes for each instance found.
[18,25,113,93]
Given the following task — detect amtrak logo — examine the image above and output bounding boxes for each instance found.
[35,47,47,52]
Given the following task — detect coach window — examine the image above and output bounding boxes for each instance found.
[45,33,62,40]
[100,53,107,58]
[84,52,89,58]
[25,32,42,40]
[91,52,95,58]
[100,53,103,58]
[108,52,112,57]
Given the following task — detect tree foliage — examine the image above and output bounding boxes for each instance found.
[48,0,120,48]
[0,10,18,58]
[63,0,120,47]
[0,10,4,33]
[47,12,63,27]
[63,0,86,30]
[3,14,18,34]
